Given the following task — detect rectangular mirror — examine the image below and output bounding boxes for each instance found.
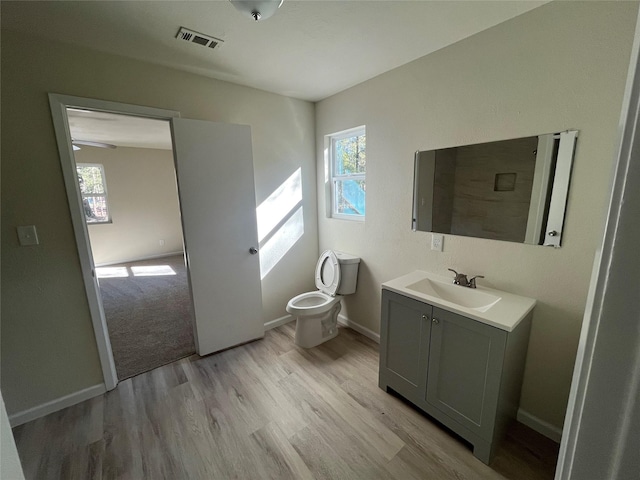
[412,131,578,247]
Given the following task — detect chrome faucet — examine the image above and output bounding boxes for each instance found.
[448,269,484,289]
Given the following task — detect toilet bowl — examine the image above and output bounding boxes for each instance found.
[286,250,360,348]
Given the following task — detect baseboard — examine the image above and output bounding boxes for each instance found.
[517,408,563,443]
[338,314,380,343]
[9,384,106,427]
[95,251,184,267]
[264,314,294,330]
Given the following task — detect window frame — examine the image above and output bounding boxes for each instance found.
[76,162,111,224]
[328,125,366,221]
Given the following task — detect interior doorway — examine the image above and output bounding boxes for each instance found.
[50,94,265,391]
[69,109,196,380]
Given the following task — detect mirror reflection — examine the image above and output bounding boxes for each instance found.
[412,131,578,247]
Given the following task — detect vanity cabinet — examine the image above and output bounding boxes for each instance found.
[379,289,532,464]
[378,290,432,402]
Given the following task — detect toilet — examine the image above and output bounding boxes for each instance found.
[286,250,360,348]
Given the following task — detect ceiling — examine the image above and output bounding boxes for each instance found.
[3,1,547,102]
[67,109,173,150]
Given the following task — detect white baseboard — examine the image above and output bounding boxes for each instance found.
[9,384,106,427]
[338,314,380,343]
[95,251,184,267]
[517,408,563,443]
[264,314,294,330]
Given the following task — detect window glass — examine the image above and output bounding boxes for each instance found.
[77,163,110,223]
[330,127,366,220]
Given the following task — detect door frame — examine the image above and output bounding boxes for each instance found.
[49,93,181,390]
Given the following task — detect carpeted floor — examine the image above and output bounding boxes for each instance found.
[97,254,195,380]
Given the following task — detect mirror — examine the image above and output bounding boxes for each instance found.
[412,131,578,247]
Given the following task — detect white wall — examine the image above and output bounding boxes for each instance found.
[315,1,638,432]
[0,391,24,480]
[75,146,184,266]
[0,29,317,415]
[558,10,640,476]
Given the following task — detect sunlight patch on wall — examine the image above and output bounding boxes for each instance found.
[256,168,305,279]
[257,168,302,242]
[259,207,304,279]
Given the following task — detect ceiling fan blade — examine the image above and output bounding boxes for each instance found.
[72,139,117,149]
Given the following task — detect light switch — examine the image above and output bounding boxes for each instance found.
[17,225,39,246]
[431,233,443,252]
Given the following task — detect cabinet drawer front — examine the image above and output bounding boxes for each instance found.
[380,290,431,389]
[427,307,506,439]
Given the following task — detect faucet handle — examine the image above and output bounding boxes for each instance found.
[468,275,485,289]
[448,268,459,284]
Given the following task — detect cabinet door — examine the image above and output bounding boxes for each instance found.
[426,307,506,440]
[379,290,431,403]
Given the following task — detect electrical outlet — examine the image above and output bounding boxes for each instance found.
[431,233,443,252]
[17,225,39,246]
[159,239,165,246]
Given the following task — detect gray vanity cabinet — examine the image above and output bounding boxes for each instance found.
[426,307,506,451]
[379,289,532,464]
[378,289,432,403]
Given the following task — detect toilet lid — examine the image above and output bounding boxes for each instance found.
[315,250,341,296]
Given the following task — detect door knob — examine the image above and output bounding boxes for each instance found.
[432,318,439,325]
[249,247,258,255]
[548,230,558,237]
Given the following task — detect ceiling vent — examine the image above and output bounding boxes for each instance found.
[176,27,224,50]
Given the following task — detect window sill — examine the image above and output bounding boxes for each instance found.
[87,220,112,225]
[331,214,365,222]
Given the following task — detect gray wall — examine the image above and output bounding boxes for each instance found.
[0,30,317,415]
[315,1,637,431]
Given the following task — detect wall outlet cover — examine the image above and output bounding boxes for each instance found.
[17,225,39,246]
[431,233,443,252]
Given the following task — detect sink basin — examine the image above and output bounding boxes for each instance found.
[382,270,536,331]
[406,277,501,312]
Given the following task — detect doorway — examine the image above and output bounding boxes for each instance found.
[70,109,195,380]
[49,94,265,391]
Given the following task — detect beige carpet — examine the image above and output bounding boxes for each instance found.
[98,254,195,380]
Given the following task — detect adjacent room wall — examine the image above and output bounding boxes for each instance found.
[1,30,317,415]
[75,146,184,266]
[315,1,637,432]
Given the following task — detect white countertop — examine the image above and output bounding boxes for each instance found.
[382,270,536,332]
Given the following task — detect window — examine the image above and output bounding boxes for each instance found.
[329,126,366,220]
[76,163,110,223]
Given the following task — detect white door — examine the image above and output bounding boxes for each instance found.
[171,118,264,356]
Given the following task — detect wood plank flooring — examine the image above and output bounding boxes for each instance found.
[12,323,558,480]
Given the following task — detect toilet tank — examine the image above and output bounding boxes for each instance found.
[335,251,361,295]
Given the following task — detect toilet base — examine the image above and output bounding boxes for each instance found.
[294,302,341,348]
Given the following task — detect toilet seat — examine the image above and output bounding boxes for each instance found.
[315,250,341,296]
[286,291,341,316]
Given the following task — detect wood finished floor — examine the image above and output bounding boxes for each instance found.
[13,324,558,480]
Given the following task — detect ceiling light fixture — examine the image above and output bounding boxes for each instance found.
[229,0,283,22]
